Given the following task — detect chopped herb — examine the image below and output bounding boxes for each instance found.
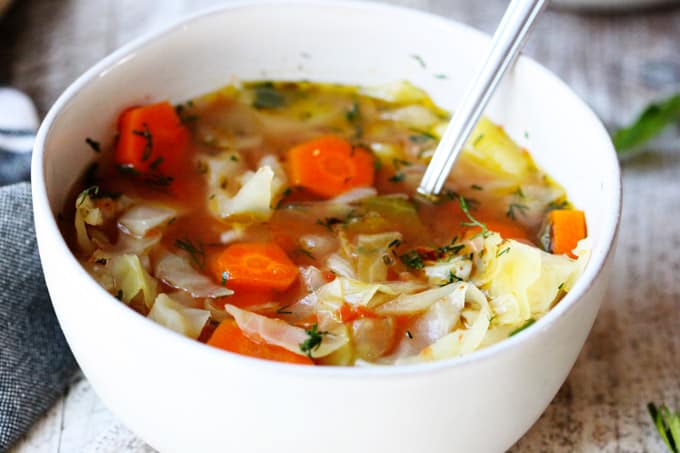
[411,54,426,68]
[558,282,565,291]
[221,271,229,286]
[373,156,382,172]
[509,318,536,337]
[382,254,395,266]
[85,137,101,153]
[230,155,239,162]
[95,258,108,265]
[175,104,199,124]
[132,123,153,161]
[473,134,484,146]
[149,156,164,170]
[276,305,293,315]
[471,184,483,191]
[299,324,329,358]
[115,290,123,301]
[436,239,465,257]
[282,187,293,198]
[117,164,139,176]
[143,173,174,188]
[524,131,529,139]
[296,247,315,260]
[512,186,525,198]
[434,73,448,79]
[346,100,360,123]
[648,402,680,453]
[442,271,462,286]
[506,202,529,220]
[405,330,414,339]
[175,238,206,269]
[316,217,343,231]
[399,250,424,270]
[409,130,437,144]
[253,82,285,109]
[459,196,488,236]
[77,185,100,206]
[388,238,402,248]
[613,93,680,153]
[547,200,569,211]
[389,172,406,183]
[496,247,511,258]
[392,158,412,171]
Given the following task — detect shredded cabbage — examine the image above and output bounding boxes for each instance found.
[148,294,210,339]
[154,250,233,298]
[108,254,158,308]
[225,304,348,358]
[118,204,176,238]
[356,232,402,283]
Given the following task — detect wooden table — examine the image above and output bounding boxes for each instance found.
[2,0,679,451]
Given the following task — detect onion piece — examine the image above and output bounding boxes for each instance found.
[154,250,233,298]
[148,294,210,339]
[330,187,377,204]
[225,304,348,359]
[118,204,176,238]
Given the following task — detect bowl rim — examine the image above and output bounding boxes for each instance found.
[32,0,622,378]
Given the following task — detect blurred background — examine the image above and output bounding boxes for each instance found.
[1,1,679,452]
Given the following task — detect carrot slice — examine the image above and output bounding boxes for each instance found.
[548,209,587,258]
[287,135,375,198]
[211,242,299,291]
[115,101,189,174]
[207,320,313,365]
[484,219,532,242]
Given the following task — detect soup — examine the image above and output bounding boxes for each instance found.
[64,80,588,366]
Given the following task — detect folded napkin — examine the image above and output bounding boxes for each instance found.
[0,189,78,451]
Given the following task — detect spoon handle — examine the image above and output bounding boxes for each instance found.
[417,0,548,199]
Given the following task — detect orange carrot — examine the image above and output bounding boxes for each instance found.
[548,209,587,258]
[211,242,299,291]
[115,101,189,174]
[207,320,313,365]
[287,135,375,198]
[338,303,377,323]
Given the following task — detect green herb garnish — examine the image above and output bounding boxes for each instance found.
[613,93,680,153]
[506,203,529,220]
[221,271,229,286]
[132,123,153,161]
[399,250,424,270]
[648,402,680,452]
[277,305,293,315]
[85,137,101,153]
[346,100,360,123]
[411,54,426,68]
[175,238,206,269]
[253,82,285,109]
[299,324,329,358]
[471,184,483,191]
[459,196,488,236]
[406,330,414,339]
[496,247,511,258]
[509,318,536,337]
[389,172,406,183]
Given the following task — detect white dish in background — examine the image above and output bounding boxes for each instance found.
[31,2,621,452]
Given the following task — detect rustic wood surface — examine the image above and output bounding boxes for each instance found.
[1,0,679,451]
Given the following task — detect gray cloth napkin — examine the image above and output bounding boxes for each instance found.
[0,182,78,451]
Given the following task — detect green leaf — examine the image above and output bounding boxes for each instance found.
[613,94,680,153]
[648,402,680,453]
[253,82,285,109]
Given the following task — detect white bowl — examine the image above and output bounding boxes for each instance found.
[31,2,621,452]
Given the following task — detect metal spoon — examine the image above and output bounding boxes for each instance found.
[417,0,548,200]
